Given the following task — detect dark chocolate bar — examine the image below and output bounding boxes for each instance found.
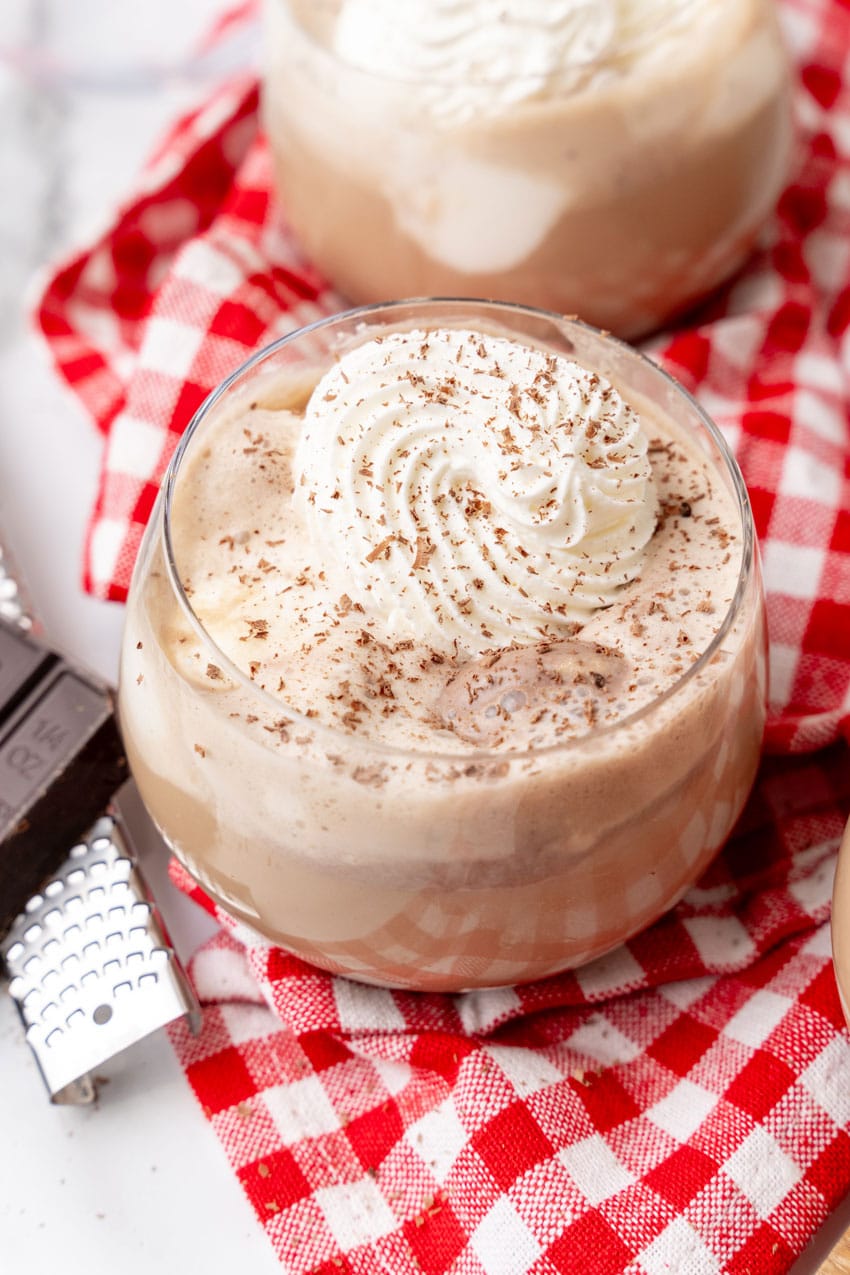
[0,620,128,937]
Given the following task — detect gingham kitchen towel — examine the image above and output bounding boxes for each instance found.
[34,0,850,1270]
[167,742,850,1275]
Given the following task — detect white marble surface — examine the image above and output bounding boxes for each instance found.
[0,4,846,1272]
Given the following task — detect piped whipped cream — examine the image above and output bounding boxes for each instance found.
[294,329,658,654]
[333,0,711,121]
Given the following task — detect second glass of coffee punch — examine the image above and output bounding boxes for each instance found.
[263,0,792,337]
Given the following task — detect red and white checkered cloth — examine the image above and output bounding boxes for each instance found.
[34,0,850,1270]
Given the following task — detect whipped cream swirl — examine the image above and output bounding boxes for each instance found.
[334,0,710,121]
[295,329,658,653]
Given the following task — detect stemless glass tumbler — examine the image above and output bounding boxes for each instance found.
[118,300,767,991]
[262,0,792,338]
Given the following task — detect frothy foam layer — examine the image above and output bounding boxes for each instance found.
[334,0,713,120]
[295,329,658,653]
[158,326,743,753]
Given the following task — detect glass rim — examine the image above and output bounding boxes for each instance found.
[269,0,712,91]
[161,296,758,764]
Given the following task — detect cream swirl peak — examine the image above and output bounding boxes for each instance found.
[294,329,658,653]
[333,0,712,122]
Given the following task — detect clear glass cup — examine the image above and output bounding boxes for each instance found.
[832,817,850,1024]
[261,0,793,339]
[118,299,767,991]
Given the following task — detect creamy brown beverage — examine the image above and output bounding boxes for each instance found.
[119,302,767,991]
[262,0,792,338]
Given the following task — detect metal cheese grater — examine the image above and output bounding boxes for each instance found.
[3,817,201,1103]
[0,531,201,1103]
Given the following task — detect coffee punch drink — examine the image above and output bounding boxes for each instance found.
[263,0,792,338]
[118,302,767,991]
